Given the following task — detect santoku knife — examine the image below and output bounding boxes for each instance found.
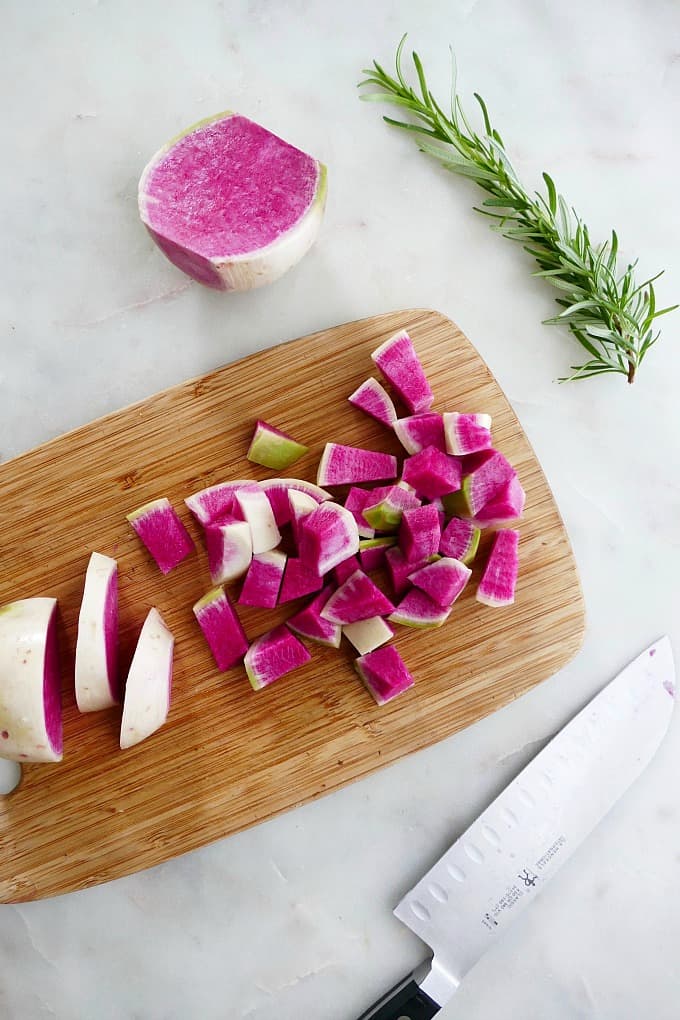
[357,636,675,1019]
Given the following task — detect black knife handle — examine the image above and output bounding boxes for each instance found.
[356,973,440,1020]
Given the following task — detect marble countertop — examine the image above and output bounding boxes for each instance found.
[2,1,680,1017]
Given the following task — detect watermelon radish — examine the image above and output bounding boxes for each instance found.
[127,497,194,574]
[317,444,397,486]
[184,480,253,527]
[259,477,331,527]
[247,420,309,470]
[359,536,397,572]
[287,586,341,648]
[298,502,360,575]
[343,616,394,656]
[334,554,362,585]
[321,570,395,625]
[75,552,119,712]
[363,483,421,531]
[439,516,481,565]
[0,597,61,763]
[348,378,398,427]
[205,519,253,584]
[371,330,433,414]
[239,550,287,608]
[473,474,526,527]
[354,645,414,705]
[400,505,441,564]
[120,607,174,750]
[278,558,324,603]
[408,557,471,608]
[446,451,515,517]
[138,112,327,291]
[443,412,493,456]
[385,545,429,596]
[402,446,462,500]
[477,529,520,607]
[288,489,318,546]
[429,496,447,529]
[393,413,446,454]
[389,588,452,629]
[234,486,281,553]
[245,625,311,690]
[344,487,376,539]
[193,586,249,671]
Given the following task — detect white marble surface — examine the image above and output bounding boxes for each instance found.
[2,0,680,1016]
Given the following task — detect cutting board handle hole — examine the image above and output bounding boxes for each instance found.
[0,760,21,796]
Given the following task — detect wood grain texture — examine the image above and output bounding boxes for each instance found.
[0,309,585,903]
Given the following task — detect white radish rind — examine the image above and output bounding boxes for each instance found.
[120,608,174,750]
[259,478,331,527]
[234,487,281,554]
[184,480,253,527]
[75,552,119,712]
[343,617,394,656]
[0,597,62,763]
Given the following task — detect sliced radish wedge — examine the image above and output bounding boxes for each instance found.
[354,645,414,705]
[371,330,433,414]
[476,529,520,607]
[120,607,174,749]
[239,550,287,608]
[321,570,395,625]
[287,586,341,648]
[402,446,462,500]
[258,477,331,527]
[245,625,311,690]
[344,487,376,539]
[278,558,324,604]
[443,412,493,456]
[385,545,430,597]
[205,519,253,584]
[348,378,398,427]
[288,489,318,546]
[234,486,281,554]
[127,497,194,574]
[193,587,249,671]
[399,505,442,564]
[333,554,361,586]
[184,480,253,527]
[0,597,61,763]
[343,616,393,655]
[317,443,397,487]
[439,517,481,564]
[247,420,308,470]
[389,588,452,629]
[408,557,471,608]
[298,502,360,575]
[393,412,446,454]
[359,536,397,572]
[75,552,119,712]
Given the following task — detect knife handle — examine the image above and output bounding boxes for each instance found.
[356,972,439,1019]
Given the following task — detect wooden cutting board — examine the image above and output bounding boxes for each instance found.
[0,309,584,903]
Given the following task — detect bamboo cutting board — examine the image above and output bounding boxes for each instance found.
[0,309,584,903]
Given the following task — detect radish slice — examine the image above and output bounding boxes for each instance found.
[278,558,324,604]
[476,529,520,607]
[239,550,287,608]
[288,489,318,546]
[321,570,395,625]
[205,519,253,584]
[0,597,61,763]
[385,545,432,596]
[473,475,526,527]
[127,497,194,574]
[75,552,119,712]
[184,480,253,526]
[448,451,516,517]
[399,505,442,564]
[408,557,471,608]
[363,484,421,531]
[259,478,331,527]
[389,589,452,629]
[247,420,309,470]
[371,330,433,414]
[443,412,493,456]
[193,587,249,671]
[354,645,414,705]
[298,502,360,575]
[393,413,446,454]
[234,486,281,553]
[439,517,481,564]
[343,616,394,655]
[359,536,397,572]
[287,585,341,648]
[402,446,462,500]
[120,608,174,749]
[317,444,397,487]
[245,625,311,690]
[348,378,398,427]
[333,554,361,586]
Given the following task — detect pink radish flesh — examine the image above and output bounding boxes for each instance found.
[278,558,324,603]
[408,557,471,608]
[354,645,414,705]
[402,446,462,500]
[439,517,481,564]
[334,554,361,585]
[344,488,376,538]
[205,519,253,584]
[184,481,252,526]
[317,444,397,487]
[457,451,516,516]
[477,529,520,607]
[473,475,526,526]
[288,489,318,546]
[443,412,493,456]
[385,545,428,596]
[371,330,433,414]
[394,413,446,454]
[43,607,62,756]
[390,588,452,629]
[239,551,287,608]
[348,378,398,427]
[127,498,194,574]
[298,503,360,575]
[321,570,395,625]
[193,587,249,670]
[286,585,341,648]
[259,478,331,527]
[363,485,421,531]
[400,505,441,564]
[245,625,311,690]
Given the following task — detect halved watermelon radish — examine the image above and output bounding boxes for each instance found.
[393,412,446,454]
[286,586,341,648]
[193,586,249,671]
[473,475,526,527]
[371,330,433,414]
[75,552,119,712]
[402,446,462,500]
[343,616,394,656]
[288,489,318,546]
[476,529,520,607]
[354,645,414,705]
[389,588,452,629]
[139,112,327,291]
[239,550,287,608]
[334,554,362,586]
[408,557,471,608]
[443,412,493,456]
[348,378,398,427]
[247,420,309,470]
[321,570,395,625]
[0,597,61,763]
[245,625,311,690]
[363,484,421,531]
[127,497,194,574]
[259,477,331,527]
[234,486,281,553]
[184,480,253,527]
[344,487,377,539]
[359,536,397,572]
[120,607,174,750]
[298,502,360,575]
[278,558,324,603]
[439,516,481,565]
[205,519,253,584]
[317,444,397,487]
[400,505,441,564]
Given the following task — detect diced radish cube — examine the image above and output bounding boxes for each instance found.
[245,625,311,690]
[193,586,249,671]
[75,552,119,712]
[393,413,446,454]
[344,487,377,539]
[476,529,520,607]
[439,516,481,564]
[259,477,331,527]
[247,420,308,470]
[234,486,281,553]
[287,586,341,648]
[298,502,360,575]
[473,475,526,527]
[334,554,361,585]
[402,446,462,500]
[354,645,414,705]
[371,330,433,414]
[321,570,395,625]
[408,557,471,608]
[120,608,174,749]
[239,550,287,608]
[447,451,515,517]
[443,412,493,456]
[205,518,253,584]
[400,505,441,563]
[127,497,194,574]
[278,558,324,603]
[389,588,452,629]
[343,616,394,655]
[385,545,429,596]
[317,443,397,486]
[348,378,398,427]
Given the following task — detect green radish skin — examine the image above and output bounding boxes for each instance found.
[363,484,421,531]
[247,420,309,470]
[439,516,481,565]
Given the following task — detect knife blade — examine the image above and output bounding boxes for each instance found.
[356,636,675,1019]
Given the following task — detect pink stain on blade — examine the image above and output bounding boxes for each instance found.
[144,116,319,259]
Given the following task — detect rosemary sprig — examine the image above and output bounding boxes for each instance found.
[359,37,676,383]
